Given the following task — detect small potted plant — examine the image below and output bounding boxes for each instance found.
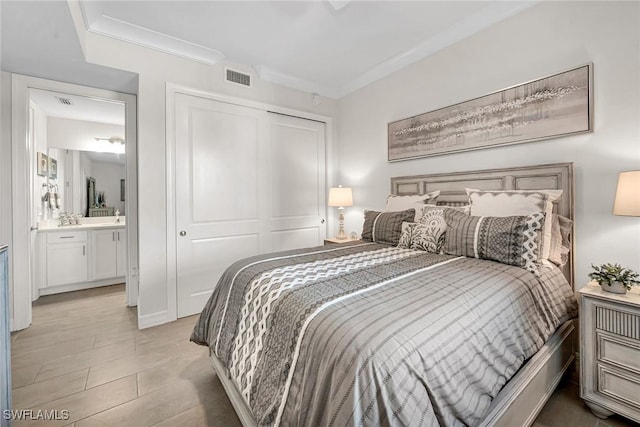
[589,263,640,294]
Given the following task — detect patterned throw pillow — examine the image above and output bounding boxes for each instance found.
[408,206,469,253]
[385,191,441,221]
[549,214,572,267]
[361,209,415,245]
[397,221,443,253]
[466,188,562,262]
[443,209,545,275]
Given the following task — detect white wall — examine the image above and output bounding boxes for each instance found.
[78,27,338,326]
[337,1,640,290]
[0,73,11,323]
[31,101,48,221]
[91,160,125,214]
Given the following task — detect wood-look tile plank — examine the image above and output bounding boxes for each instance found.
[13,375,138,427]
[84,341,182,389]
[150,395,241,427]
[11,336,96,371]
[11,364,43,389]
[75,373,224,427]
[35,339,135,382]
[136,351,210,397]
[12,369,89,409]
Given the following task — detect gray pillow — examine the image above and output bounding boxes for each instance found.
[361,209,415,245]
[443,209,545,275]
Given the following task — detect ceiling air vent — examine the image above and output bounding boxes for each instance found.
[225,68,252,87]
[55,96,73,106]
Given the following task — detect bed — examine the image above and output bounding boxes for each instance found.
[191,163,578,427]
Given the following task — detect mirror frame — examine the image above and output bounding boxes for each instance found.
[87,176,96,216]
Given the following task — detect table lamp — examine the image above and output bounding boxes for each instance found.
[613,171,640,217]
[328,186,353,239]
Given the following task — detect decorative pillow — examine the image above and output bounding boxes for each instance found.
[361,209,415,245]
[443,209,545,275]
[398,221,443,253]
[466,188,562,262]
[409,205,470,254]
[385,191,440,221]
[549,214,572,267]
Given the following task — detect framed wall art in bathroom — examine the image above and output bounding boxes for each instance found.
[48,157,57,179]
[37,152,48,177]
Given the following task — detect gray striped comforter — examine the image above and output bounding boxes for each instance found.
[191,241,577,427]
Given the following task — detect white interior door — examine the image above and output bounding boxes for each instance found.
[268,113,326,251]
[175,94,268,317]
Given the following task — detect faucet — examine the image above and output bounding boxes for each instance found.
[115,209,120,223]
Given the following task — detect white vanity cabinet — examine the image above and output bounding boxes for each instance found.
[91,229,118,280]
[116,229,127,277]
[90,228,127,280]
[37,224,126,295]
[46,231,88,287]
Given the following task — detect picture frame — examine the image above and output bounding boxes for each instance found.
[48,157,57,180]
[388,64,593,161]
[37,152,48,177]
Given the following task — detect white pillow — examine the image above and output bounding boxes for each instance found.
[385,190,440,221]
[466,188,562,262]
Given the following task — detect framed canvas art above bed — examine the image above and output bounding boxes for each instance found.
[388,64,593,161]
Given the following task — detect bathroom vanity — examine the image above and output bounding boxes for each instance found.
[34,218,127,296]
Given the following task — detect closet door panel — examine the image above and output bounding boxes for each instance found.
[268,113,326,250]
[175,94,267,317]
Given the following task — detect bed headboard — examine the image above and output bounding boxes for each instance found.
[391,162,575,288]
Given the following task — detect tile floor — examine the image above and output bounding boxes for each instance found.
[9,284,639,426]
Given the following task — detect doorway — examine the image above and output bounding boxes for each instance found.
[10,75,138,331]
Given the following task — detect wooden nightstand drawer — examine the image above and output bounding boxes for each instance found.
[597,332,640,375]
[596,305,640,340]
[597,364,640,410]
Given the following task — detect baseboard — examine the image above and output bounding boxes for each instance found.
[38,278,125,296]
[138,310,171,329]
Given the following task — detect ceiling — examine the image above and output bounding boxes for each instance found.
[30,88,125,126]
[2,1,536,98]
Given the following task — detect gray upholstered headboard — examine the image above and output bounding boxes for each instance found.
[390,162,575,288]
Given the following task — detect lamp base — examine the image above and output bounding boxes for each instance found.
[337,209,347,240]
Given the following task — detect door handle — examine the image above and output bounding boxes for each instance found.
[30,226,39,231]
[320,219,325,224]
[113,231,115,241]
[83,245,86,256]
[179,231,187,236]
[117,231,120,241]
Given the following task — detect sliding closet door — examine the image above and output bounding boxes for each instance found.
[175,94,269,317]
[268,113,326,251]
[174,94,327,317]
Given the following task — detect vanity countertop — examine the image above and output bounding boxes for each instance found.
[38,217,126,232]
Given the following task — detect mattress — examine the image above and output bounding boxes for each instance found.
[191,241,577,426]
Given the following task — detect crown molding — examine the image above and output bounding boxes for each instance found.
[254,65,340,99]
[80,1,224,65]
[76,0,538,99]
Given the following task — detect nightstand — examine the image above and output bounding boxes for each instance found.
[579,282,640,423]
[324,237,358,245]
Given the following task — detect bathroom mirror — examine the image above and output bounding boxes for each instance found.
[47,148,126,217]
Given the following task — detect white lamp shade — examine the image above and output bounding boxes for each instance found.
[613,171,640,216]
[328,187,353,207]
